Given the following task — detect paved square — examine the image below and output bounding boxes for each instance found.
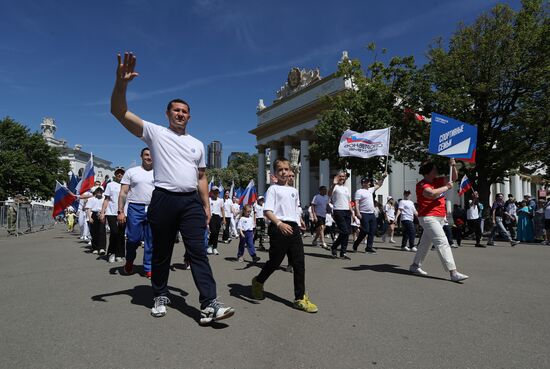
[1,226,549,369]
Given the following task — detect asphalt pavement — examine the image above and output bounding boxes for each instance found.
[1,225,549,369]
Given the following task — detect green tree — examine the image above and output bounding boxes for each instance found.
[311,45,428,177]
[0,117,71,200]
[312,0,550,206]
[205,153,258,189]
[420,0,550,205]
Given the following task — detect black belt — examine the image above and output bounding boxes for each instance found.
[155,187,197,196]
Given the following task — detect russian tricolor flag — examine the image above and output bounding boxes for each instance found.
[53,181,77,218]
[239,180,257,206]
[79,154,95,195]
[458,175,473,196]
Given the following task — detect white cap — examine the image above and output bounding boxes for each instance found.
[211,186,219,191]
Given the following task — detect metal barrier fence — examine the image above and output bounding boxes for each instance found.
[0,201,55,237]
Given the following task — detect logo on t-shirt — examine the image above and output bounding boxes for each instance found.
[291,193,296,198]
[191,148,196,153]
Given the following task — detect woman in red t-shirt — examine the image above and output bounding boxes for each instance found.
[409,159,469,282]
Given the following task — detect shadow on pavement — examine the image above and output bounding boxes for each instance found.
[91,285,229,328]
[304,251,337,259]
[228,283,293,308]
[343,263,449,282]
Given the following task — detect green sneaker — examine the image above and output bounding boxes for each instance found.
[251,277,265,300]
[293,294,318,313]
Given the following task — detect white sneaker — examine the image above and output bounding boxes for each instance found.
[207,247,213,254]
[411,247,418,252]
[409,265,428,276]
[237,256,244,262]
[87,241,92,246]
[92,250,98,255]
[151,296,170,317]
[403,247,411,251]
[451,272,469,282]
[213,248,219,255]
[389,239,396,244]
[200,300,235,325]
[451,244,459,248]
[115,257,123,262]
[99,249,106,255]
[108,254,116,263]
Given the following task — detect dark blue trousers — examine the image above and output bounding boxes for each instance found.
[401,220,416,249]
[237,230,256,258]
[352,212,377,250]
[332,209,351,256]
[148,188,216,308]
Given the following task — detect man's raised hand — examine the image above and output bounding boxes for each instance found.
[116,52,139,83]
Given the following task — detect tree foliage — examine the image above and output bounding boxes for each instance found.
[419,0,550,203]
[311,44,430,178]
[205,153,258,188]
[312,0,549,205]
[0,117,71,200]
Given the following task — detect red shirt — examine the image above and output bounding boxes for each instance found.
[416,177,447,217]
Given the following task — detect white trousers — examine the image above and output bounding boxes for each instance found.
[230,216,238,237]
[78,211,90,238]
[414,216,456,272]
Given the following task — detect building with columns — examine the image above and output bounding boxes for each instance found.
[41,117,117,181]
[250,52,547,207]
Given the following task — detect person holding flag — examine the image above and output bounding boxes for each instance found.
[458,175,473,196]
[409,159,469,282]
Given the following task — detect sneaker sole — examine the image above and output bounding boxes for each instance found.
[151,311,166,318]
[199,309,235,325]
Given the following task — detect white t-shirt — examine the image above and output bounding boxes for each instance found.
[398,199,416,221]
[331,185,350,210]
[85,197,104,212]
[223,198,233,217]
[312,194,329,217]
[467,202,480,220]
[103,182,121,216]
[231,203,240,217]
[254,203,264,219]
[210,197,224,216]
[355,188,376,214]
[264,185,300,223]
[121,166,155,205]
[325,213,334,227]
[141,120,206,192]
[238,216,254,232]
[385,203,396,220]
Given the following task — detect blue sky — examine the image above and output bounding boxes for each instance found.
[0,0,520,169]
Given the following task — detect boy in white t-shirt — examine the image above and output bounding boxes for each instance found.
[251,158,318,313]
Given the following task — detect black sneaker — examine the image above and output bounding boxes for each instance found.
[331,252,338,259]
[252,255,261,263]
[340,254,351,260]
[365,248,377,254]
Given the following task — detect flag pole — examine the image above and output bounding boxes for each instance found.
[385,127,391,173]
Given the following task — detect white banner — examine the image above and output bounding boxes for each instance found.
[338,128,390,158]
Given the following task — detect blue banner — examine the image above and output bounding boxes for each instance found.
[428,113,477,160]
